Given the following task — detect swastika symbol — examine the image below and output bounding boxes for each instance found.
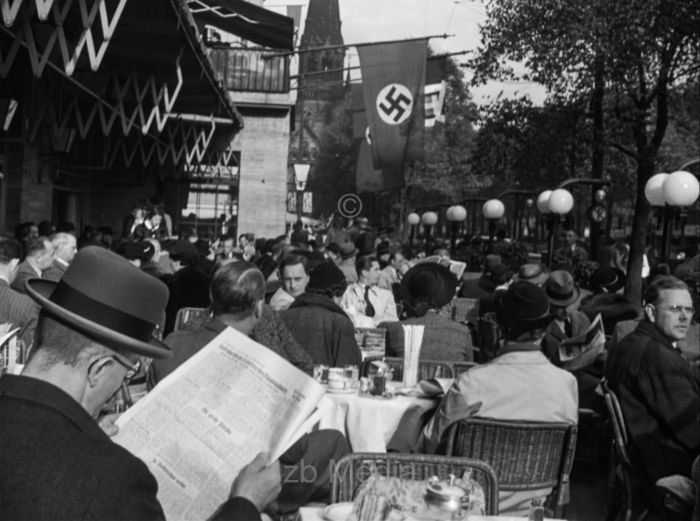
[376,83,413,125]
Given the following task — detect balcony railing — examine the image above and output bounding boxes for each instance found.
[209,48,289,94]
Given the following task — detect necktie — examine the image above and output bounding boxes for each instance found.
[364,285,375,317]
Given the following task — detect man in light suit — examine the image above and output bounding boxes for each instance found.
[42,232,77,282]
[341,255,398,327]
[0,247,281,521]
[11,235,54,294]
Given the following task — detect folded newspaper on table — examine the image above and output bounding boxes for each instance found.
[416,255,467,280]
[114,326,325,521]
[559,313,606,371]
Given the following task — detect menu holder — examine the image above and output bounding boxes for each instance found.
[402,325,424,389]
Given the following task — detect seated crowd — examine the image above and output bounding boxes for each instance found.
[0,211,698,521]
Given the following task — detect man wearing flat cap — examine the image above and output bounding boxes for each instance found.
[421,281,578,515]
[0,247,280,520]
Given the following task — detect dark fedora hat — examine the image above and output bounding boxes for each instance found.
[495,281,552,331]
[589,267,626,294]
[25,246,171,358]
[515,263,549,286]
[544,270,580,307]
[116,240,155,262]
[400,263,457,314]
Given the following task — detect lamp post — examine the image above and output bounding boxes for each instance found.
[446,205,467,254]
[645,170,700,262]
[482,199,505,253]
[545,188,574,268]
[555,177,611,263]
[293,164,310,222]
[421,211,438,255]
[407,212,420,250]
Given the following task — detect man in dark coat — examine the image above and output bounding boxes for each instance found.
[281,261,362,366]
[605,276,699,487]
[0,247,280,521]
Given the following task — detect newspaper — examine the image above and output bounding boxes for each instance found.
[417,255,467,280]
[114,326,325,520]
[558,313,606,371]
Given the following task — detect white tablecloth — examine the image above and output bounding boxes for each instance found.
[317,383,437,452]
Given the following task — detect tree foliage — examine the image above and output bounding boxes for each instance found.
[404,54,483,206]
[471,0,700,302]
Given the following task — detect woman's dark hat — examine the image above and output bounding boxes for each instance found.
[400,263,457,312]
[544,270,580,307]
[589,267,626,293]
[308,260,347,293]
[25,246,171,358]
[495,281,552,331]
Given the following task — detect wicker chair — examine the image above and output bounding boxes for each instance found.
[449,297,480,323]
[450,361,478,378]
[601,379,653,521]
[444,417,577,517]
[331,452,499,515]
[173,306,211,332]
[360,356,454,380]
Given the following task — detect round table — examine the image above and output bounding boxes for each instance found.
[317,382,438,452]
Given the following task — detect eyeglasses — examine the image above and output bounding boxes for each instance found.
[111,356,142,381]
[657,305,695,316]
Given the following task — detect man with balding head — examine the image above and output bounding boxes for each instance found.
[42,232,77,282]
[152,261,348,514]
[11,236,54,294]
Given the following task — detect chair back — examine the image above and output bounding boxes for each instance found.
[601,378,640,521]
[173,307,211,332]
[444,417,577,516]
[451,361,478,378]
[450,297,480,323]
[331,452,499,515]
[360,356,454,380]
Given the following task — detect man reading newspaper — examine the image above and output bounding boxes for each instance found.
[0,247,279,521]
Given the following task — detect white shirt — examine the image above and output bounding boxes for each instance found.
[340,282,398,327]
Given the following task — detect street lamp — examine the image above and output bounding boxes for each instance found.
[546,188,574,268]
[421,211,438,254]
[645,170,700,262]
[482,199,505,253]
[293,163,310,222]
[407,212,420,249]
[446,205,467,254]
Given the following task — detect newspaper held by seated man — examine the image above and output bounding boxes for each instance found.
[114,326,325,521]
[558,313,606,371]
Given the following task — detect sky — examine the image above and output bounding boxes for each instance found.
[337,0,547,107]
